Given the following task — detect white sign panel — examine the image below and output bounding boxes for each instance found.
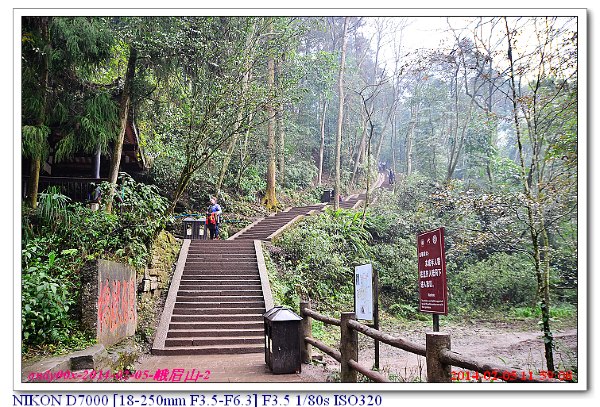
[354,264,373,321]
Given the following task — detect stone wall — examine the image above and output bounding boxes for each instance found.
[138,231,180,299]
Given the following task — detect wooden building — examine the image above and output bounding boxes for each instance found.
[22,115,148,202]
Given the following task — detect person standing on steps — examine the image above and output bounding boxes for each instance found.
[206,196,222,240]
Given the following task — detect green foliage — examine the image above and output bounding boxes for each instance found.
[21,248,81,345]
[22,176,170,348]
[283,159,318,190]
[36,186,73,231]
[54,90,119,161]
[511,303,576,320]
[22,125,51,160]
[232,165,266,202]
[449,252,537,310]
[272,208,373,310]
[267,172,576,320]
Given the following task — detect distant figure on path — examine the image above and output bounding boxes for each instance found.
[206,196,222,239]
[388,168,395,185]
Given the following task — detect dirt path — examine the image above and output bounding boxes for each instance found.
[315,319,578,382]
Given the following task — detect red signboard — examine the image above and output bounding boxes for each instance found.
[417,227,448,315]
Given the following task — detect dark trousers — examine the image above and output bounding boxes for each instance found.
[208,224,219,239]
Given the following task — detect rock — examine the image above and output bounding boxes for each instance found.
[70,344,109,371]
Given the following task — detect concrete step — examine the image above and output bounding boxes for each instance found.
[165,336,263,347]
[184,261,258,268]
[245,226,283,231]
[172,307,265,315]
[179,282,262,292]
[183,265,259,271]
[187,248,256,253]
[188,241,256,246]
[175,296,264,303]
[169,321,263,330]
[187,249,257,254]
[189,241,255,246]
[185,255,257,260]
[177,290,264,297]
[180,275,259,281]
[181,272,259,278]
[170,314,263,323]
[178,278,261,285]
[153,344,263,356]
[167,328,264,338]
[183,269,259,275]
[174,301,265,309]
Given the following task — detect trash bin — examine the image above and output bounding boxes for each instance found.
[182,217,206,240]
[321,189,334,203]
[263,306,303,374]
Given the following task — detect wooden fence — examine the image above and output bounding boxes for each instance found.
[22,176,106,202]
[299,300,560,383]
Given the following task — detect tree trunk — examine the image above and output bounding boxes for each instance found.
[27,158,41,209]
[263,19,278,211]
[350,113,367,186]
[317,98,328,186]
[334,17,349,210]
[373,100,396,165]
[167,163,194,215]
[391,113,397,174]
[504,17,554,372]
[216,22,256,193]
[106,46,137,213]
[276,60,285,186]
[236,113,254,190]
[27,16,50,209]
[405,97,419,176]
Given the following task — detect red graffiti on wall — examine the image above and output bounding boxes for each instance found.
[97,278,136,335]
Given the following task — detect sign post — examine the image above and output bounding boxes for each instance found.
[417,227,448,331]
[354,263,379,369]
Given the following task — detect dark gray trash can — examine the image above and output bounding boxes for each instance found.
[263,306,303,374]
[182,217,206,240]
[321,189,334,203]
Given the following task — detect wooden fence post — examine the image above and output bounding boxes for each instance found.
[300,300,312,364]
[426,332,451,383]
[340,312,358,383]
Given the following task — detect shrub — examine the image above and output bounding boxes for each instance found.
[273,209,373,310]
[22,176,170,348]
[21,249,80,345]
[449,252,537,310]
[283,159,318,190]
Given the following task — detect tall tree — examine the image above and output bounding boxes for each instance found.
[216,19,257,193]
[503,16,577,372]
[22,17,116,208]
[276,58,286,185]
[22,16,50,209]
[263,18,279,211]
[106,46,137,213]
[334,17,349,209]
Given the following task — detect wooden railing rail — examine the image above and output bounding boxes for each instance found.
[346,319,426,357]
[299,300,562,384]
[302,308,341,327]
[304,337,341,363]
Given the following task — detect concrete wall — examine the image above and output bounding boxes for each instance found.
[81,259,137,347]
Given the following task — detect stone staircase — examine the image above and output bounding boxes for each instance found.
[152,240,271,355]
[152,177,386,356]
[230,203,326,241]
[339,193,366,209]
